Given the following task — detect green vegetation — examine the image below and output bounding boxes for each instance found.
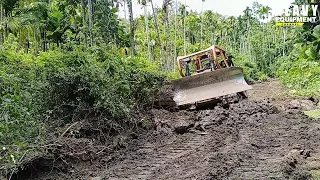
[0,0,319,176]
[304,109,320,119]
[278,24,320,96]
[0,45,165,174]
[311,170,320,179]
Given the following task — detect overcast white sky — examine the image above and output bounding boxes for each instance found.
[119,0,294,18]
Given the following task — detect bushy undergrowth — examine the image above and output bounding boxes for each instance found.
[276,39,320,97]
[0,46,165,174]
[276,25,320,97]
[278,59,320,96]
[233,56,269,82]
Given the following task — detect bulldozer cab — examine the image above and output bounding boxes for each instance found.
[177,45,230,77]
[171,45,252,107]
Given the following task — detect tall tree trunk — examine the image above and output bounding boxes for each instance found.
[211,30,214,44]
[88,0,94,46]
[0,2,3,45]
[144,5,152,61]
[0,3,3,45]
[239,37,242,55]
[211,23,215,45]
[2,5,7,44]
[123,0,127,23]
[246,17,252,61]
[127,0,135,54]
[81,0,88,46]
[162,0,173,71]
[26,41,30,53]
[283,27,286,57]
[262,24,266,72]
[150,0,163,67]
[174,0,177,71]
[43,31,46,52]
[167,12,172,71]
[273,26,276,44]
[201,0,204,45]
[183,0,186,55]
[163,22,169,70]
[233,29,236,50]
[268,43,271,67]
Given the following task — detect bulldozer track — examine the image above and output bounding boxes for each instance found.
[106,132,212,180]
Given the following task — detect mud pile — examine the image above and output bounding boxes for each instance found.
[102,100,320,180]
[200,100,320,179]
[13,100,320,180]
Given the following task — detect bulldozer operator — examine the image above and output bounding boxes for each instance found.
[220,55,234,68]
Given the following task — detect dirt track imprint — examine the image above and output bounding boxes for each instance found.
[106,133,212,179]
[22,82,320,180]
[104,100,320,180]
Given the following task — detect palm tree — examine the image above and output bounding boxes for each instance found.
[200,0,205,45]
[138,0,152,61]
[0,1,3,45]
[162,0,173,70]
[243,6,252,60]
[123,0,127,22]
[203,11,217,45]
[150,0,164,67]
[127,0,135,54]
[258,6,272,23]
[88,0,94,46]
[5,1,50,51]
[243,6,252,33]
[1,0,20,44]
[258,6,272,67]
[227,16,236,49]
[183,1,186,55]
[283,27,286,57]
[174,0,177,71]
[81,0,87,46]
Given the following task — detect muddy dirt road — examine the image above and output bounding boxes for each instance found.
[23,81,320,180]
[99,81,320,180]
[102,101,320,179]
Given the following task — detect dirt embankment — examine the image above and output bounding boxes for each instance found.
[9,81,320,180]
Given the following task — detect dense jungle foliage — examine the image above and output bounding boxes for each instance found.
[0,0,319,175]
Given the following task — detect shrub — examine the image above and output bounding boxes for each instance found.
[234,56,260,82]
[0,46,165,175]
[278,59,320,96]
[0,50,46,174]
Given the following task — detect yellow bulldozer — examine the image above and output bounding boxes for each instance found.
[169,45,252,108]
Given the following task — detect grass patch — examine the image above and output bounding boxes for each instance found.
[311,170,320,180]
[304,109,320,119]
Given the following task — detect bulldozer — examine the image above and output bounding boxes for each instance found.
[168,45,252,108]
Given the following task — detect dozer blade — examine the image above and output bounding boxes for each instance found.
[170,67,252,106]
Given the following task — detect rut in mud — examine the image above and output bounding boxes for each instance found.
[101,100,320,180]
